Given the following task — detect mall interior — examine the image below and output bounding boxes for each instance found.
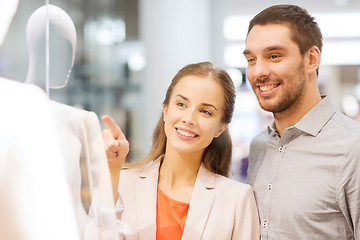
[0,0,360,238]
[3,0,359,181]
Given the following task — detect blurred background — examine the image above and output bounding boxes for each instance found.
[1,0,360,182]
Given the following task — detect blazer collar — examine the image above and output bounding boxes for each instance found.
[182,164,216,240]
[135,156,216,240]
[135,157,161,240]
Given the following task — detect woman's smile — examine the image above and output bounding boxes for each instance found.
[175,127,199,140]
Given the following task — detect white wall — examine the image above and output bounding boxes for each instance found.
[139,0,212,154]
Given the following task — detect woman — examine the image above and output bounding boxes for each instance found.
[102,62,260,239]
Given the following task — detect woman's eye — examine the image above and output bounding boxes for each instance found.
[177,102,186,108]
[201,109,212,116]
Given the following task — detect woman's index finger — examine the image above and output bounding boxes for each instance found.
[101,114,125,139]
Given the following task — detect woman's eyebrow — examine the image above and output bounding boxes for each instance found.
[175,94,188,101]
[176,94,217,111]
[202,103,217,111]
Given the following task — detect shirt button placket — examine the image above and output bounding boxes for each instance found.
[262,220,267,229]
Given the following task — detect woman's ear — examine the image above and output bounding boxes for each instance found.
[162,104,167,122]
[306,45,321,75]
[215,123,228,138]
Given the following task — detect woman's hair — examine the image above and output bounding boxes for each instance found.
[125,62,236,177]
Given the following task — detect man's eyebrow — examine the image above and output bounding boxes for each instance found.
[243,45,287,55]
[243,49,251,55]
[264,46,287,52]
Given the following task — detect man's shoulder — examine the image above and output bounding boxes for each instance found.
[329,111,360,138]
[250,128,270,145]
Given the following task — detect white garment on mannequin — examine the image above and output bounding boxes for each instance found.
[25,5,123,239]
[51,100,121,238]
[0,0,19,45]
[0,78,81,240]
[0,1,80,239]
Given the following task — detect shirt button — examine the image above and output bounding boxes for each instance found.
[268,183,272,190]
[262,221,267,229]
[279,146,284,152]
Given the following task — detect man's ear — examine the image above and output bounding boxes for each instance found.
[215,123,228,138]
[306,45,321,75]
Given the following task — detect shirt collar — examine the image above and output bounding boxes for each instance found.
[267,96,336,137]
[267,121,277,135]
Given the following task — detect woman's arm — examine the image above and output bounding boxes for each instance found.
[102,114,129,204]
[233,184,260,240]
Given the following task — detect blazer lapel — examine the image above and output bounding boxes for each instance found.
[136,158,161,240]
[181,164,215,240]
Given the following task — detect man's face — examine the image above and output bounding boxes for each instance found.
[243,23,308,114]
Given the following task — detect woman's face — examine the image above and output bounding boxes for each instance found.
[163,75,228,156]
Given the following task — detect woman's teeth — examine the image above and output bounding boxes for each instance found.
[177,129,196,138]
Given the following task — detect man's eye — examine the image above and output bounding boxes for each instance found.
[269,55,280,59]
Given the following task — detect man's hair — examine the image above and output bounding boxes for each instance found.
[247,4,323,55]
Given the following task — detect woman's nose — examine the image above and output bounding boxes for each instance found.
[182,109,196,125]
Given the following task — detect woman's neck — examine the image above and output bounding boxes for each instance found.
[158,150,202,202]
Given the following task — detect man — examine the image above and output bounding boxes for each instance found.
[243,4,360,239]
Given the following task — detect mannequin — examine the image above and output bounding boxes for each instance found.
[25,4,76,91]
[25,5,123,239]
[0,1,79,239]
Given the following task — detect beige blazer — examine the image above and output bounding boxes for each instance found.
[119,157,260,240]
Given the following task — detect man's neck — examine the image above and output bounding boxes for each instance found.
[274,93,322,137]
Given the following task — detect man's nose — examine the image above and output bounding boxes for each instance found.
[253,59,270,80]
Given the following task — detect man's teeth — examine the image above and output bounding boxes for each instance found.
[177,129,196,138]
[260,84,278,92]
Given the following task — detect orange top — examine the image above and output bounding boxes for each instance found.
[156,187,190,240]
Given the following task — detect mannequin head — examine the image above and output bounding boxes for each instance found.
[25,4,76,91]
[0,0,19,46]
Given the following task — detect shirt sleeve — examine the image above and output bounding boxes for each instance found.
[337,139,360,239]
[85,189,131,240]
